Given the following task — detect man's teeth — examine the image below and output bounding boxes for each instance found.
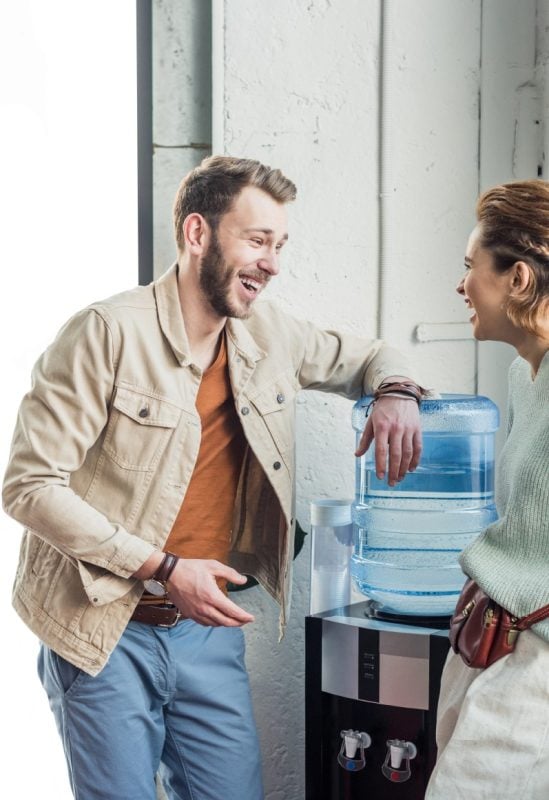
[241,277,261,292]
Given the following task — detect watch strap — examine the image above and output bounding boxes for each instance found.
[153,552,179,583]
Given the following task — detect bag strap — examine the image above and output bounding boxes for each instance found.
[517,604,549,631]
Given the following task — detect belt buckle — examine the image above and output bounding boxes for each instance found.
[158,611,181,628]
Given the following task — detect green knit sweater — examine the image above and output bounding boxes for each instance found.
[460,350,549,642]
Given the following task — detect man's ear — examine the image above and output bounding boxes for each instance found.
[510,260,533,296]
[183,213,210,255]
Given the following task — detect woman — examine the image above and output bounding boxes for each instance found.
[426,180,549,799]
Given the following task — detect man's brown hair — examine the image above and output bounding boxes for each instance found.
[173,155,297,251]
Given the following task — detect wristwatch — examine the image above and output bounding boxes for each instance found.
[143,552,179,597]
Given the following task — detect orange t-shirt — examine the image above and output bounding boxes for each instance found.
[164,334,246,589]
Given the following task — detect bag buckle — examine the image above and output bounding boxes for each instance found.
[484,607,495,628]
[462,600,475,617]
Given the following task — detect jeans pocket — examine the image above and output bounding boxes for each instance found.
[44,647,86,696]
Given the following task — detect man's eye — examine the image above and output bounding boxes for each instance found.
[251,238,263,246]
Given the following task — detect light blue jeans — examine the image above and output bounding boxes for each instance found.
[38,620,264,800]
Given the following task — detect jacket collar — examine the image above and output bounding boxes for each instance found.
[226,317,266,366]
[153,264,192,366]
[153,263,265,367]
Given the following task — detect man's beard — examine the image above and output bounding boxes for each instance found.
[199,230,253,319]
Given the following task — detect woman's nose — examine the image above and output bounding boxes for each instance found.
[456,276,465,295]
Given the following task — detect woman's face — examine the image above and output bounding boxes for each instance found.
[457,225,519,344]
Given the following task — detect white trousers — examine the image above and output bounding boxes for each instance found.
[426,630,549,800]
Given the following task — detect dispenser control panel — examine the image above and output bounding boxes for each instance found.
[320,607,449,710]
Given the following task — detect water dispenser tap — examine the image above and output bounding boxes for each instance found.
[337,729,371,772]
[381,739,417,783]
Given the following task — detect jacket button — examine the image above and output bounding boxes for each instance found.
[241,406,250,415]
[139,407,149,418]
[273,461,282,470]
[276,393,285,404]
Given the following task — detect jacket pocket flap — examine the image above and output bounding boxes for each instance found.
[113,386,181,428]
[249,373,296,415]
[78,561,135,606]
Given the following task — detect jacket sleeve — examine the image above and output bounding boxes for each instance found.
[2,307,155,580]
[288,313,416,398]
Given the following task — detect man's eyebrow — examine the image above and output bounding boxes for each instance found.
[243,228,289,241]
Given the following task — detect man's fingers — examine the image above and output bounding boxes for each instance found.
[213,592,255,623]
[193,608,250,627]
[357,398,423,484]
[210,562,249,585]
[183,589,254,625]
[409,429,423,472]
[355,417,374,457]
[375,439,388,480]
[387,434,403,486]
[167,560,255,627]
[397,432,415,480]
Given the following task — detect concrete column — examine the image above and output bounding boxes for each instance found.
[152,0,212,277]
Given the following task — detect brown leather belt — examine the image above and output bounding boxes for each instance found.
[130,603,185,627]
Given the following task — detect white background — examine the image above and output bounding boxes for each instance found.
[0,2,137,796]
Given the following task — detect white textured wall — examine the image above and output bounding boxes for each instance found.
[219,5,380,796]
[219,3,478,798]
[152,2,546,798]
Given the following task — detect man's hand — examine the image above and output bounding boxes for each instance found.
[166,559,255,627]
[355,396,422,486]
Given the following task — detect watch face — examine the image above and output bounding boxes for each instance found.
[143,579,167,597]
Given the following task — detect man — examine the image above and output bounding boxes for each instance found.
[3,156,423,800]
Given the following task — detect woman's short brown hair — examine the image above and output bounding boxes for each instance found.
[476,179,549,334]
[173,155,297,251]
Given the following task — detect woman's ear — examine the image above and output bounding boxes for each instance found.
[510,261,533,296]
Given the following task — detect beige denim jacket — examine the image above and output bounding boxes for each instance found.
[3,265,412,675]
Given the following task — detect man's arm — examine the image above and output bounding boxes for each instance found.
[2,308,155,581]
[283,312,424,485]
[4,307,258,624]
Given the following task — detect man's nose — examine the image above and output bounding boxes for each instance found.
[257,252,280,276]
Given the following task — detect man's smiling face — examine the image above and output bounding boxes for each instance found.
[199,185,289,319]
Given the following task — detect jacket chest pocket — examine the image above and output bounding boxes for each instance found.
[249,373,297,458]
[103,385,182,470]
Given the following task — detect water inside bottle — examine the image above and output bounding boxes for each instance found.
[350,394,499,615]
[356,435,495,501]
[350,499,497,614]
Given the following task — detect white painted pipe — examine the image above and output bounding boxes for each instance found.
[211,0,225,155]
[378,0,398,342]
